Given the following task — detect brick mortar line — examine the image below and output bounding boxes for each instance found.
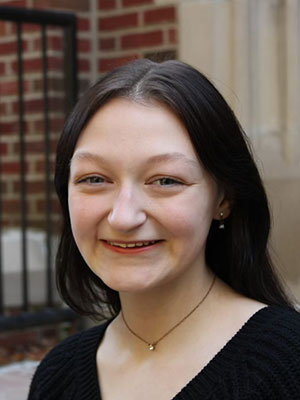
[1,174,49,181]
[22,135,60,141]
[76,11,90,17]
[0,50,65,58]
[0,112,65,122]
[0,140,61,148]
[0,71,65,79]
[1,92,65,100]
[0,33,64,45]
[78,32,93,39]
[96,4,177,17]
[97,22,176,37]
[0,135,60,141]
[21,194,48,201]
[79,72,93,78]
[99,44,177,57]
[1,156,26,163]
[78,54,93,60]
[0,136,19,143]
[1,152,54,160]
[0,32,64,43]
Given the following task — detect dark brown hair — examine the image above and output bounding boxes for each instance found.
[55,59,292,319]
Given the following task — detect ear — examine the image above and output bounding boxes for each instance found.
[213,195,232,220]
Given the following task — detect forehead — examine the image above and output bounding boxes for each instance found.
[73,98,199,165]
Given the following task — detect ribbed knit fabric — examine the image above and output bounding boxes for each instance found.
[27,305,300,399]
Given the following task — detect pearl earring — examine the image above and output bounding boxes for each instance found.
[219,212,225,229]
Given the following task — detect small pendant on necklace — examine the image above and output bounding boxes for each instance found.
[148,344,155,351]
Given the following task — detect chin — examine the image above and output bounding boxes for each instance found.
[104,279,156,293]
[99,271,165,294]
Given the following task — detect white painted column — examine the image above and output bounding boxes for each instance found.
[285,0,300,162]
[178,0,215,75]
[231,0,252,135]
[255,0,282,142]
[177,0,300,300]
[211,0,234,107]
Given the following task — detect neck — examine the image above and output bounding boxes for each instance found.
[113,266,216,352]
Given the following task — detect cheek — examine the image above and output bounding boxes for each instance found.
[68,193,103,239]
[160,194,216,240]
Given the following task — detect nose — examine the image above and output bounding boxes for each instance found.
[107,185,147,232]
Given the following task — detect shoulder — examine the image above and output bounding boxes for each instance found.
[250,305,300,340]
[241,305,300,353]
[243,306,300,394]
[27,320,110,400]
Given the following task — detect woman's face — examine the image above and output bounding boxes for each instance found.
[68,98,225,293]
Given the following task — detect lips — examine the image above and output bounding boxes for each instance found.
[105,240,158,248]
[101,239,163,253]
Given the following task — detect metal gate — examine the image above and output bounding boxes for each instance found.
[0,6,78,331]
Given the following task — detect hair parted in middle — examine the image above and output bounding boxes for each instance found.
[55,58,292,319]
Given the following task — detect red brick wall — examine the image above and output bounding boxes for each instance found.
[0,0,178,229]
[98,0,177,71]
[0,1,68,229]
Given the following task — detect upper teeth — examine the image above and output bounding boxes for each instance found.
[107,240,157,248]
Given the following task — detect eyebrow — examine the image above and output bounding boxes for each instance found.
[70,151,107,166]
[70,151,200,168]
[145,152,199,168]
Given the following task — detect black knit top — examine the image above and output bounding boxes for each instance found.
[28,305,300,399]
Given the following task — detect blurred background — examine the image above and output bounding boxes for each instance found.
[0,0,299,396]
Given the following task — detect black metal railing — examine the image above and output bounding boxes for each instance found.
[0,6,78,330]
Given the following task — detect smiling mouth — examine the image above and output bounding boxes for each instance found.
[103,240,162,249]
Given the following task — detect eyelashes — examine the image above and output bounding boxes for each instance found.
[75,175,186,188]
[77,176,106,185]
[150,177,185,187]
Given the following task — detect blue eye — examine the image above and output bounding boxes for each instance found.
[153,177,184,186]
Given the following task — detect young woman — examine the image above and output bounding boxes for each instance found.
[28,59,300,400]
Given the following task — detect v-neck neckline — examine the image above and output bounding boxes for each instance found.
[84,305,281,400]
[171,305,272,398]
